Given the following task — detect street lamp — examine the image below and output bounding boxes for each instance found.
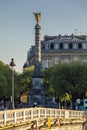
[10,58,16,109]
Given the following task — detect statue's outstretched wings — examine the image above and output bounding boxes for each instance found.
[33,12,41,24]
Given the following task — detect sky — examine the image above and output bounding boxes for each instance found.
[0,0,87,73]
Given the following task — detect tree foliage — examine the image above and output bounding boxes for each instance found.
[16,66,34,97]
[0,61,12,98]
[0,61,34,99]
[1,59,87,107]
[44,62,87,102]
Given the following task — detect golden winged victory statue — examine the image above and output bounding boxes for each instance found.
[33,12,41,24]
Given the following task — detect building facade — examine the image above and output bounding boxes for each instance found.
[26,34,87,68]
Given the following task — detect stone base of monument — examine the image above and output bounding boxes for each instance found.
[29,77,47,107]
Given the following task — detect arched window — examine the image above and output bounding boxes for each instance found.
[78,42,82,49]
[60,43,63,49]
[50,43,54,49]
[69,43,73,49]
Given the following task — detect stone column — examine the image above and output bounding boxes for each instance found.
[35,23,41,63]
[34,12,41,63]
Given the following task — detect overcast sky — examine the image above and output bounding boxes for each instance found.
[0,0,87,72]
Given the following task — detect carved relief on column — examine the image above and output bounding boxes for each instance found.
[34,12,41,63]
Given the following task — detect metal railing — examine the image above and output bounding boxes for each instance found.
[0,108,87,126]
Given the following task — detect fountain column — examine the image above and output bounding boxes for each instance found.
[29,13,46,107]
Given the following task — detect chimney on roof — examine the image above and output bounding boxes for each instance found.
[71,34,74,39]
[59,34,61,39]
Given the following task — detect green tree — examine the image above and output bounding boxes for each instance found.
[0,61,12,98]
[44,68,55,99]
[16,66,34,97]
[44,62,87,108]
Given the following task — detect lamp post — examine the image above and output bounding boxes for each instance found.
[10,58,16,109]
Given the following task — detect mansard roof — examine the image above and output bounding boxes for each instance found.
[42,34,87,44]
[27,34,87,59]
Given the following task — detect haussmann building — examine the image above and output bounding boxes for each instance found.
[26,34,87,68]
